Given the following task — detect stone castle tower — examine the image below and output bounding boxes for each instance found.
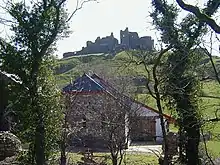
[120,27,130,48]
[120,27,141,49]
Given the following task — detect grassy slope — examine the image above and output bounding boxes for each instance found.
[55,52,220,157]
[201,81,220,158]
[55,52,146,88]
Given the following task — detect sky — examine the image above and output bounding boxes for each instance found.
[0,0,219,58]
[57,0,220,58]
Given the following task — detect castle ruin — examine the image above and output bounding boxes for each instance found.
[63,27,154,58]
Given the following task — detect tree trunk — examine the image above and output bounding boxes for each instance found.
[118,149,124,165]
[111,155,118,165]
[30,57,46,165]
[179,93,200,165]
[110,148,118,165]
[60,136,66,165]
[60,153,66,165]
[178,125,186,163]
[60,112,68,165]
[185,120,200,165]
[152,48,171,165]
[35,115,45,165]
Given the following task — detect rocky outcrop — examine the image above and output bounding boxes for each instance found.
[0,156,18,165]
[0,132,21,161]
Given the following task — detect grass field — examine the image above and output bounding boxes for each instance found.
[206,141,220,158]
[66,152,158,165]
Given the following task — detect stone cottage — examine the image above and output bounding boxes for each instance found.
[62,73,174,148]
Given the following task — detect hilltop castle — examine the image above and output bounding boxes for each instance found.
[63,27,154,58]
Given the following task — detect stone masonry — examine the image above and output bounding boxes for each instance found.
[65,92,128,149]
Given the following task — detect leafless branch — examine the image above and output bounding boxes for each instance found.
[66,0,98,22]
[201,128,215,165]
[200,46,220,85]
[143,62,157,99]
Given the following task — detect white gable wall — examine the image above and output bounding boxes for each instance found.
[155,118,168,142]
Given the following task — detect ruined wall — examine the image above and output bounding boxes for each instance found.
[120,28,153,50]
[129,32,139,49]
[139,36,154,50]
[63,52,75,58]
[120,28,130,48]
[78,33,119,55]
[62,28,154,58]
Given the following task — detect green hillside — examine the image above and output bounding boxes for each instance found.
[55,51,220,88]
[55,51,148,88]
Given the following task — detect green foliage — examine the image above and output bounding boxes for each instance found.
[9,1,69,51]
[0,0,70,164]
[206,141,220,158]
[151,0,179,45]
[37,63,63,157]
[11,61,63,160]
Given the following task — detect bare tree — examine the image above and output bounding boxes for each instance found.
[60,91,87,165]
[121,48,174,164]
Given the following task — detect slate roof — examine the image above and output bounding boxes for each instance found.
[62,73,125,96]
[62,73,105,93]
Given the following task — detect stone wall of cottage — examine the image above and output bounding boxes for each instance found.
[65,93,128,148]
